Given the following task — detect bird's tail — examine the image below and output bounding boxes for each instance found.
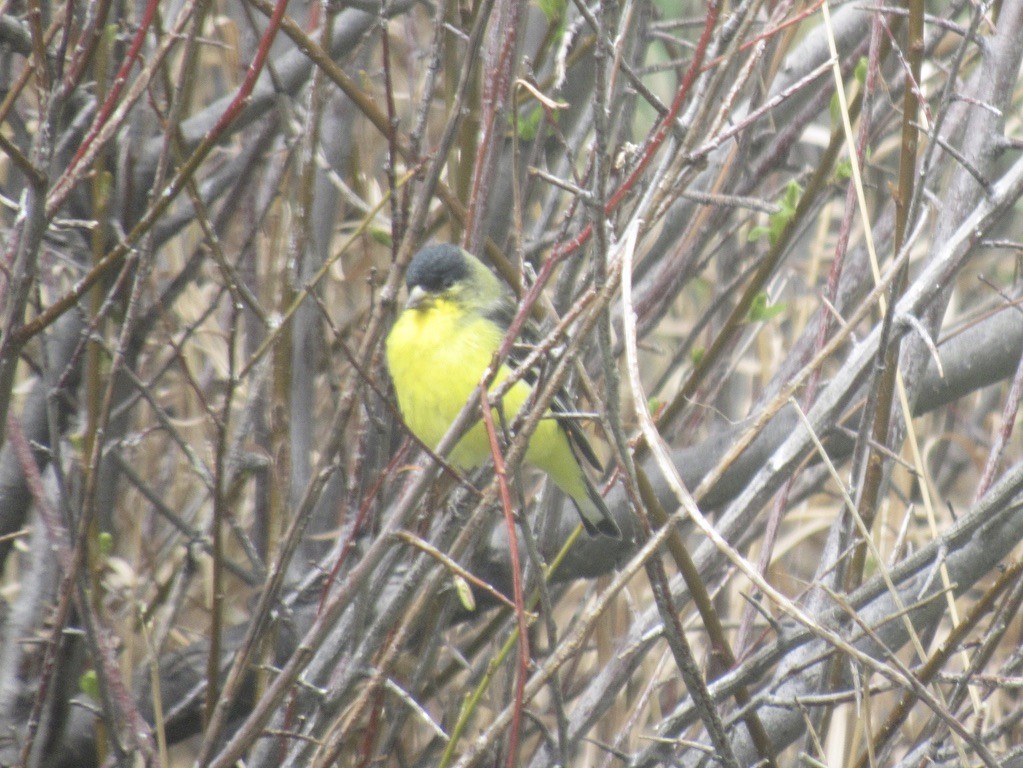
[533,426,622,538]
[574,476,621,538]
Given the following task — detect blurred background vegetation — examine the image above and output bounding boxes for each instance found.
[1,0,1023,766]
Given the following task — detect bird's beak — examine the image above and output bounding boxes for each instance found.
[405,285,429,310]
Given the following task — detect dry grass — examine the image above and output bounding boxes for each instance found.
[2,1,1023,766]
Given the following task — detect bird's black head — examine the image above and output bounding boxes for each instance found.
[405,244,470,294]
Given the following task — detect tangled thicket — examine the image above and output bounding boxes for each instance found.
[1,0,1023,766]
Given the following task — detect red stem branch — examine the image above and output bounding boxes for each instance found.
[479,384,528,768]
[550,0,723,261]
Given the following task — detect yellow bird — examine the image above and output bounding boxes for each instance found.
[386,244,620,538]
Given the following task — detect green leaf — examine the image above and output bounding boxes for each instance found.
[97,531,114,557]
[80,670,99,700]
[369,227,392,247]
[690,347,705,366]
[854,56,868,86]
[749,180,802,246]
[835,158,852,181]
[781,179,802,211]
[516,104,544,141]
[453,574,475,611]
[536,0,566,24]
[831,59,866,129]
[747,225,769,243]
[747,292,786,323]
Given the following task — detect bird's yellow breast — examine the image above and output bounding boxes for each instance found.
[387,298,509,468]
[386,296,587,503]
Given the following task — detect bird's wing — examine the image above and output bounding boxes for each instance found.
[548,395,604,471]
[487,310,603,472]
